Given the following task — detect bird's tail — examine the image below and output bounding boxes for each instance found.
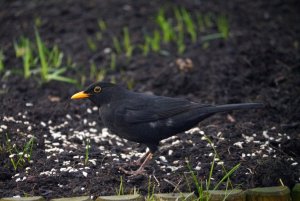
[202,103,264,114]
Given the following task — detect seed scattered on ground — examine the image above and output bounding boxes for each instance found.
[25,102,33,107]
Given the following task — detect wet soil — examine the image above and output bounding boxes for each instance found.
[0,0,300,199]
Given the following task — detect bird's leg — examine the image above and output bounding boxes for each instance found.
[132,150,151,166]
[119,152,153,176]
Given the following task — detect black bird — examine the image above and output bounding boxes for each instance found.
[71,82,263,175]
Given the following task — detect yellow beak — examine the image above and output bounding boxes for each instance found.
[71,91,90,99]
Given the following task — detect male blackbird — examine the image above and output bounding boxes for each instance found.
[71,82,263,175]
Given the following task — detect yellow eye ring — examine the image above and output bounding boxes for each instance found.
[94,86,101,93]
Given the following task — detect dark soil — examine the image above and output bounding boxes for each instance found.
[0,0,300,200]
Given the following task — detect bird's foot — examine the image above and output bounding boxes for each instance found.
[118,152,153,177]
[131,151,151,166]
[118,166,146,176]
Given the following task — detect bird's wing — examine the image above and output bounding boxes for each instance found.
[116,95,209,124]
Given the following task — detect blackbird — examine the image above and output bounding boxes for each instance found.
[71,82,263,175]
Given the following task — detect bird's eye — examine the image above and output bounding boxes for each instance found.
[94,86,101,93]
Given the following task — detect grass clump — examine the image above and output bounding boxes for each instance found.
[4,134,35,171]
[140,31,161,55]
[93,7,230,60]
[184,136,240,200]
[186,160,240,200]
[35,28,76,84]
[114,176,139,196]
[111,27,134,59]
[11,28,77,84]
[151,7,229,55]
[145,176,156,201]
[13,28,76,84]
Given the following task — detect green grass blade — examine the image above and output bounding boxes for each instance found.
[116,176,124,195]
[27,138,35,162]
[14,37,33,79]
[49,45,63,68]
[205,136,234,189]
[123,27,133,58]
[141,36,151,56]
[110,53,116,70]
[213,163,240,190]
[151,30,161,52]
[90,62,96,80]
[84,139,90,165]
[156,8,173,43]
[207,155,216,191]
[181,8,197,43]
[47,74,77,84]
[49,67,66,76]
[86,37,97,52]
[24,38,32,79]
[0,50,5,73]
[204,13,213,28]
[96,68,106,82]
[201,33,223,42]
[98,19,107,31]
[217,14,229,40]
[113,36,122,54]
[186,160,203,199]
[35,28,48,81]
[197,13,205,33]
[174,7,186,54]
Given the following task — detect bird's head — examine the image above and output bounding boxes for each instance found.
[71,82,124,107]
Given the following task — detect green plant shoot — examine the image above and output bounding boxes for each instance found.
[123,27,134,58]
[156,8,174,43]
[217,14,229,40]
[181,8,197,43]
[0,50,4,73]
